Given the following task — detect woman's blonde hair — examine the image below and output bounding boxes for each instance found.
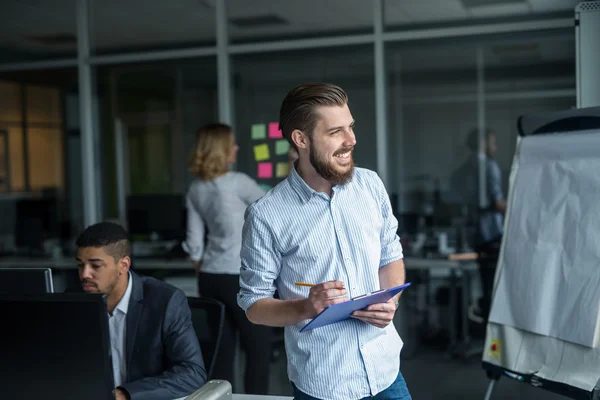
[189,123,234,180]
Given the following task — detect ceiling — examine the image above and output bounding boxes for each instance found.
[0,0,584,60]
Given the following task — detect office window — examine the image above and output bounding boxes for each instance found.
[387,41,478,214]
[0,82,64,194]
[232,46,376,190]
[99,58,217,217]
[483,35,576,195]
[27,128,64,191]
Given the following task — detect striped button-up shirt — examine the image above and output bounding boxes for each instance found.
[238,166,404,400]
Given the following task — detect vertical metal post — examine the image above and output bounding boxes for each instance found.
[216,0,232,125]
[114,118,129,225]
[374,0,388,187]
[20,84,30,191]
[476,47,487,209]
[76,0,99,227]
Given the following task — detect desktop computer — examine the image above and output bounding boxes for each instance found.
[127,194,186,241]
[0,267,54,294]
[0,293,114,399]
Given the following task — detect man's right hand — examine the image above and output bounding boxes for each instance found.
[303,280,349,318]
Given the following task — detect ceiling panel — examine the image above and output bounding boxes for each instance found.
[226,0,374,42]
[528,0,581,13]
[0,0,582,60]
[385,0,467,25]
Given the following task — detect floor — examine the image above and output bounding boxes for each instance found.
[242,345,567,400]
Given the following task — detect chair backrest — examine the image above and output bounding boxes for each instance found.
[187,296,226,380]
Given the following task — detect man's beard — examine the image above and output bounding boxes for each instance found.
[309,144,355,185]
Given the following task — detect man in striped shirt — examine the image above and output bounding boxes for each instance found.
[238,82,411,400]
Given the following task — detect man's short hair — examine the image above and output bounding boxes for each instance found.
[76,222,131,261]
[279,82,348,148]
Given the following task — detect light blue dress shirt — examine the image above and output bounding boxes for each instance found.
[238,166,405,400]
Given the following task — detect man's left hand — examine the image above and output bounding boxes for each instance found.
[351,298,397,328]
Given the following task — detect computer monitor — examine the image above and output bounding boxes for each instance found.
[15,197,59,252]
[0,268,54,294]
[0,293,114,400]
[127,194,186,241]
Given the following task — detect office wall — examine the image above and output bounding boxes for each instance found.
[232,46,376,186]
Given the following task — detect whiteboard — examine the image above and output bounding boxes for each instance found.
[483,128,600,392]
[489,130,600,348]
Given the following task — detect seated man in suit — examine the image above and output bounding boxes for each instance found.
[75,222,206,400]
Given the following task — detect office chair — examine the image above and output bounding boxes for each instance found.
[187,296,226,380]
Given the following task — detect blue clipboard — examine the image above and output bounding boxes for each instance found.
[299,282,412,332]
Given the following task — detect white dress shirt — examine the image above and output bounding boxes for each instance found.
[109,272,133,388]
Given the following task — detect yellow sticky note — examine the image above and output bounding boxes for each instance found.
[253,144,270,161]
[276,162,290,178]
[488,339,502,360]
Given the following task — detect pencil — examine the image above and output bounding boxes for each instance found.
[294,282,315,287]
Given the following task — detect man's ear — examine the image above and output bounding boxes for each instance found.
[119,256,131,275]
[291,129,308,150]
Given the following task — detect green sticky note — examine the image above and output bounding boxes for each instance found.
[253,143,270,161]
[275,139,290,156]
[251,124,266,140]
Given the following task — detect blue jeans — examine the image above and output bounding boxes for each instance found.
[292,371,411,400]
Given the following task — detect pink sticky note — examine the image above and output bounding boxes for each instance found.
[257,162,273,179]
[268,122,283,139]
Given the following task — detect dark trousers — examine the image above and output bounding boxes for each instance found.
[476,236,502,321]
[198,272,272,394]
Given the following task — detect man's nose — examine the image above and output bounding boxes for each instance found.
[344,130,357,147]
[80,266,92,280]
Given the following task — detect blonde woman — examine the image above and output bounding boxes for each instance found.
[183,123,271,394]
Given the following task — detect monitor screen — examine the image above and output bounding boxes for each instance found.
[0,293,114,399]
[127,194,186,241]
[0,268,54,294]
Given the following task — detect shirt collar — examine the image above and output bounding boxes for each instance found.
[288,162,316,204]
[114,271,133,315]
[288,162,350,204]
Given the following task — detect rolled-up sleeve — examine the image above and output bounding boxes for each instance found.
[237,206,281,312]
[374,174,404,267]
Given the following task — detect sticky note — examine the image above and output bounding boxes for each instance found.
[276,162,290,178]
[268,122,283,139]
[257,162,273,179]
[259,184,272,192]
[251,124,266,140]
[253,144,270,161]
[275,139,290,156]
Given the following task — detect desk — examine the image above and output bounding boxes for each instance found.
[403,257,479,359]
[0,255,478,357]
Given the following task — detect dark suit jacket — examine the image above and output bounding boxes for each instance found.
[116,271,206,400]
